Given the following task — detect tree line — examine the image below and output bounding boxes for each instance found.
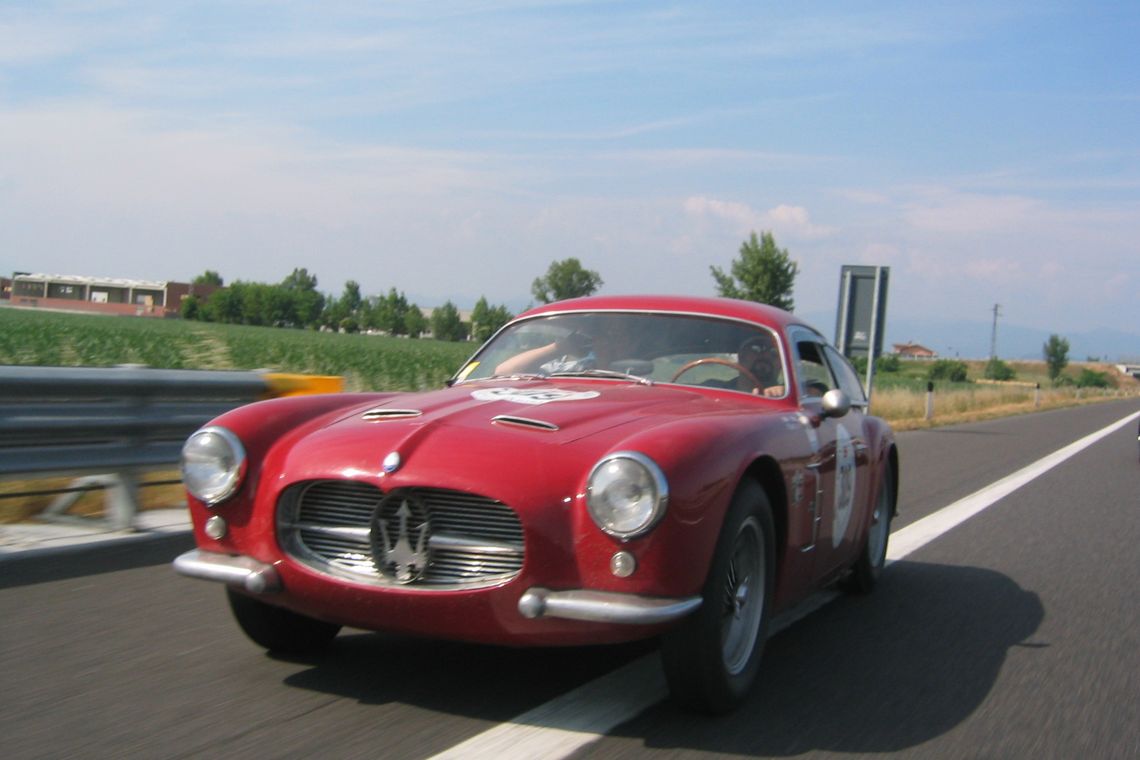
[180,231,801,342]
[180,268,513,342]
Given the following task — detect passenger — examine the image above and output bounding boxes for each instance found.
[494,317,641,376]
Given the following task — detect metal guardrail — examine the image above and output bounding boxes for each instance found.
[0,365,342,530]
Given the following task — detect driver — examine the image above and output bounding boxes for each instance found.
[737,336,786,397]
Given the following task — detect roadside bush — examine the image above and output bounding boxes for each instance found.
[1075,368,1110,388]
[877,354,901,373]
[983,357,1016,381]
[851,354,900,375]
[928,359,969,383]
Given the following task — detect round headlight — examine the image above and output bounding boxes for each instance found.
[587,451,668,539]
[181,426,246,506]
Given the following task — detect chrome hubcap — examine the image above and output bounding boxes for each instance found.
[721,517,764,675]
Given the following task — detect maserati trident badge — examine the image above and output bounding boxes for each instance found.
[372,494,430,584]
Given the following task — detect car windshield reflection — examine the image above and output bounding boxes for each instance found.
[457,312,788,398]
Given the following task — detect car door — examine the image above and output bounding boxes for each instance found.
[789,329,869,579]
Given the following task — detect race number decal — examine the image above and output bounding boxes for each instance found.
[832,423,857,548]
[471,388,600,406]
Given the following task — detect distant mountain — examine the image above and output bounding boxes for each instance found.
[801,312,1140,363]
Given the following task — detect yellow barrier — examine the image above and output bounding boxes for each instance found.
[262,373,345,398]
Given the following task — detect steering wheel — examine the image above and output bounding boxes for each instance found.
[671,357,764,392]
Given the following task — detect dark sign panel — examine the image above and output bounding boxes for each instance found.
[835,266,889,360]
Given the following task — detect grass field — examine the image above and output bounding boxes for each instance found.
[0,306,474,391]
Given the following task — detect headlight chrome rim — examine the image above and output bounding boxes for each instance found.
[181,425,247,506]
[586,451,668,539]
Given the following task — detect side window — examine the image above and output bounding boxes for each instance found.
[823,345,867,406]
[794,339,837,399]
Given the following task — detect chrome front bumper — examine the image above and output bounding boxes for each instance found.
[517,587,701,625]
[173,550,281,594]
[174,550,701,626]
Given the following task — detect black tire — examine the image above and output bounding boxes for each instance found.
[226,588,341,655]
[660,479,775,714]
[843,460,894,594]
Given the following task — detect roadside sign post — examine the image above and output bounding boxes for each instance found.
[835,266,890,402]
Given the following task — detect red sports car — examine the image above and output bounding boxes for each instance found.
[175,295,898,713]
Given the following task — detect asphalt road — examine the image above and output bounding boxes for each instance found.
[2,399,1138,760]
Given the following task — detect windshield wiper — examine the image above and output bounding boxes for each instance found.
[484,372,550,382]
[548,369,653,386]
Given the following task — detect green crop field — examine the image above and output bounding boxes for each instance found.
[0,307,474,391]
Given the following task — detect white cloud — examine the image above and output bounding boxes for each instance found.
[683,196,834,239]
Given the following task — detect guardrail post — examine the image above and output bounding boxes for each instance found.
[925,381,935,421]
[41,473,141,531]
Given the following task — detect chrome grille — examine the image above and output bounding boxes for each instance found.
[278,481,524,589]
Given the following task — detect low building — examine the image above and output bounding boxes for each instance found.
[7,273,212,318]
[892,342,937,360]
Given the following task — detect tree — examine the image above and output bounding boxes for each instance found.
[280,268,324,328]
[375,289,411,335]
[203,285,242,324]
[531,258,603,304]
[404,305,428,338]
[430,301,468,342]
[193,270,224,286]
[340,280,362,314]
[1043,334,1070,383]
[323,280,364,332]
[470,296,514,342]
[710,231,798,311]
[181,295,202,320]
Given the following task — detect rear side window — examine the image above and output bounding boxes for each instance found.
[823,345,867,406]
[794,339,836,399]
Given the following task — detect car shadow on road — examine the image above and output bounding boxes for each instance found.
[279,627,659,724]
[620,559,1045,755]
[279,559,1042,755]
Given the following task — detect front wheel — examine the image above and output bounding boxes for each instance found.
[660,479,775,714]
[227,588,341,655]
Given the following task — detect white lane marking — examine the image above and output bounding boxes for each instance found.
[428,655,666,760]
[430,409,1140,760]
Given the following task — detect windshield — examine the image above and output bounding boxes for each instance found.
[455,311,788,398]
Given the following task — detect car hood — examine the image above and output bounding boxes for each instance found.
[272,379,746,489]
[332,378,719,443]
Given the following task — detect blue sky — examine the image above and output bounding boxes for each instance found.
[2,1,1137,351]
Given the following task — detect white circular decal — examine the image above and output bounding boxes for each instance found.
[832,423,857,548]
[471,388,600,406]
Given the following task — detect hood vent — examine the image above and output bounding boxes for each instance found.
[491,414,560,432]
[362,408,423,421]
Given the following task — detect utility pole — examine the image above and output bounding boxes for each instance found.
[990,303,1001,360]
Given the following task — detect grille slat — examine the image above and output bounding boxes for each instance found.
[280,481,524,589]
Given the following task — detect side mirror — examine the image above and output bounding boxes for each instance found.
[821,388,851,418]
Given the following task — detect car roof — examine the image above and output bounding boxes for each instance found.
[518,295,808,334]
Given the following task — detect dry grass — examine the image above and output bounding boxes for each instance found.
[873,384,1138,431]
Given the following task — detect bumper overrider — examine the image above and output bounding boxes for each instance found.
[173,549,702,625]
